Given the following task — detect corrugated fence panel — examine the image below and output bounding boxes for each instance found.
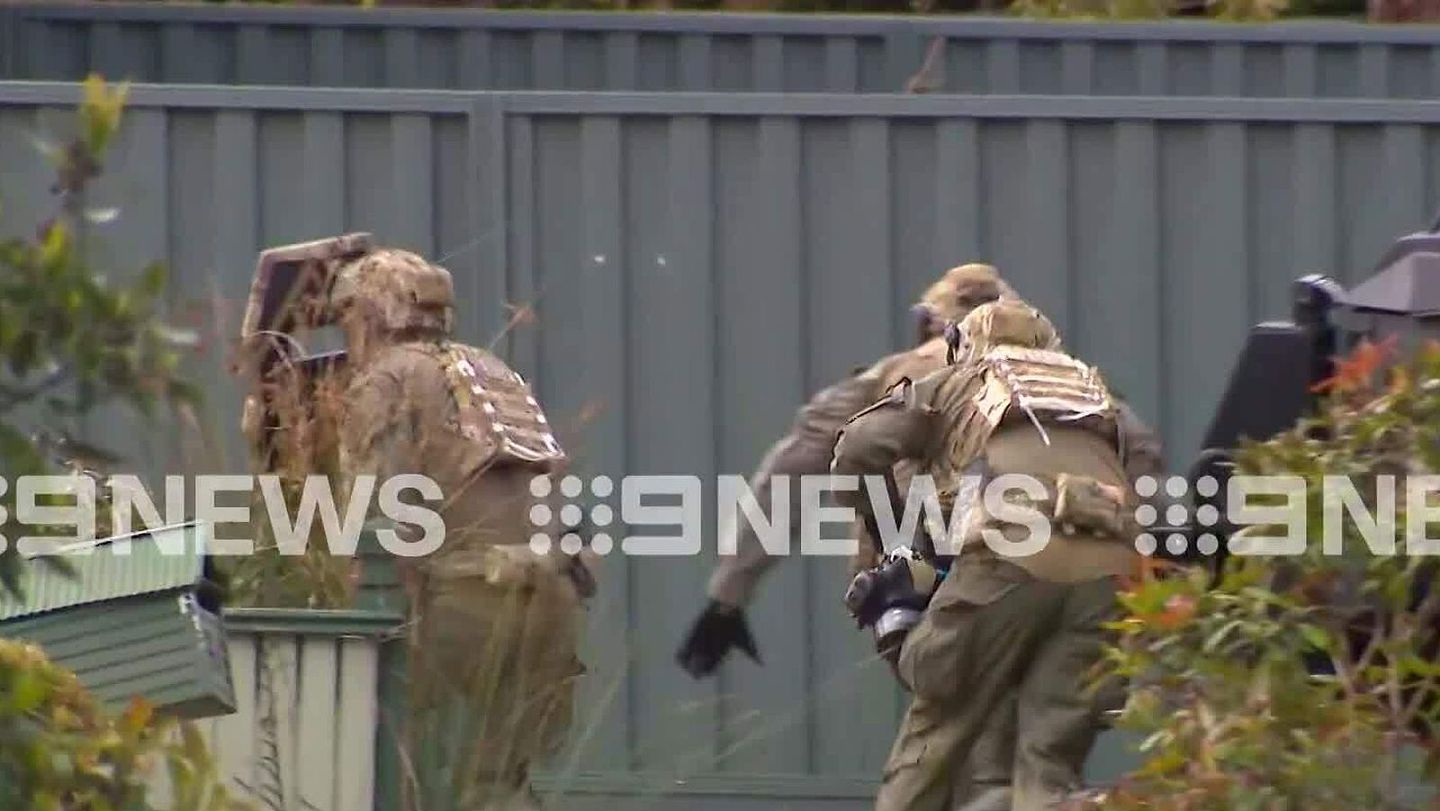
[711,112,813,777]
[9,84,1440,804]
[10,4,1440,97]
[480,91,1440,793]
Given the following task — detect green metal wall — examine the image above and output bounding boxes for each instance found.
[5,4,1440,97]
[2,82,1438,805]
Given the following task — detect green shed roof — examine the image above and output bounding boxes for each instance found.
[0,522,211,622]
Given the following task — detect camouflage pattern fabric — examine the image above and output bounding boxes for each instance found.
[331,248,455,336]
[327,244,587,811]
[706,263,1022,608]
[912,264,1022,341]
[831,301,1159,811]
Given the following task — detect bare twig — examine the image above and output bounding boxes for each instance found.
[250,646,286,811]
[903,36,947,94]
[1357,612,1388,674]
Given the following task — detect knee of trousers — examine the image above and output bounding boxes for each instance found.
[899,565,1028,704]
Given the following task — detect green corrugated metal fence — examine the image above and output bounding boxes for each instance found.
[4,4,1434,808]
[0,82,1436,808]
[5,3,1440,97]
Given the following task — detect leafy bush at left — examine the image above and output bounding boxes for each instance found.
[0,639,251,811]
[0,75,254,811]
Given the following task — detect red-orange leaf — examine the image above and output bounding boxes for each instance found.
[1150,594,1199,630]
[1312,336,1397,394]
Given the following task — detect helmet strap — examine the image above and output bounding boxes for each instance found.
[944,322,962,365]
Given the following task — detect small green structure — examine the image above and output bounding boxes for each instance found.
[0,520,236,719]
[354,518,406,614]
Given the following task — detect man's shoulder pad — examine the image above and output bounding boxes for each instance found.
[843,374,933,426]
[843,378,912,424]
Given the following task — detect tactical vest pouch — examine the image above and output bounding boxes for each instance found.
[1052,473,1132,539]
[439,345,565,467]
[958,472,1133,548]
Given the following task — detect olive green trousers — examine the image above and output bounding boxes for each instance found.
[405,543,587,811]
[948,693,1016,811]
[878,558,1121,811]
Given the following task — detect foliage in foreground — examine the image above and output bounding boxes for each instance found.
[0,74,200,593]
[1081,339,1440,810]
[0,639,252,811]
[224,243,357,610]
[0,75,253,811]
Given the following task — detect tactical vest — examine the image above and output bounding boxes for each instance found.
[952,344,1117,464]
[922,345,1133,555]
[431,342,566,469]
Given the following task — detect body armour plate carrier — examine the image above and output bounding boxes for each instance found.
[968,345,1116,451]
[938,346,1128,552]
[436,343,566,468]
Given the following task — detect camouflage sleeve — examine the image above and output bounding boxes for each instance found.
[829,379,939,517]
[338,366,414,502]
[1115,400,1165,483]
[705,372,880,608]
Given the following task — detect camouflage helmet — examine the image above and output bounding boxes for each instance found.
[330,248,454,335]
[912,263,1020,340]
[946,300,1060,367]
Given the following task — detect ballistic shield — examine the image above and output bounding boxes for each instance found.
[236,233,372,474]
[1183,214,1440,568]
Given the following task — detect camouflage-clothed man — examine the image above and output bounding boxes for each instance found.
[677,263,1018,673]
[676,263,1022,810]
[832,300,1157,811]
[330,246,591,811]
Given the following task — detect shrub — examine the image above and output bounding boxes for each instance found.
[0,75,252,811]
[1081,339,1440,810]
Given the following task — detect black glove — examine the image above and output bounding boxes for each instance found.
[676,600,761,679]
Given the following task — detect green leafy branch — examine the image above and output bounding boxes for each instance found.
[0,75,200,598]
[1077,341,1440,811]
